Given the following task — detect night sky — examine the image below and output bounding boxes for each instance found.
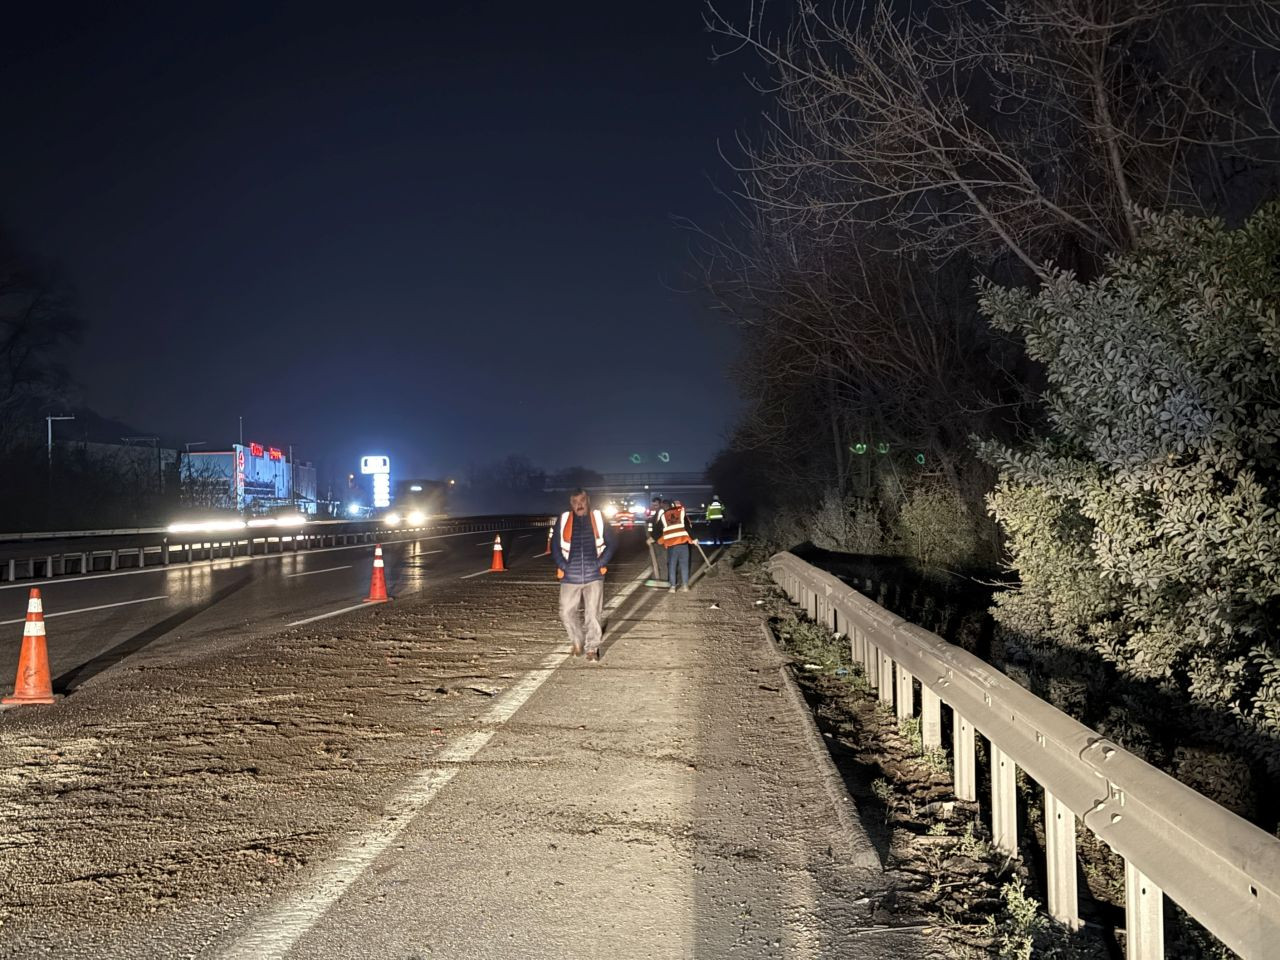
[0,2,754,482]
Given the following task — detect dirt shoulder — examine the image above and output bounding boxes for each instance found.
[0,575,567,956]
[2,556,943,959]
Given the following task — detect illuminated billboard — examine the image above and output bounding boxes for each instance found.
[361,454,391,508]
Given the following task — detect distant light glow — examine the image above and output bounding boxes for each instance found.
[384,512,401,526]
[360,455,390,475]
[347,503,362,516]
[410,484,423,492]
[167,519,247,534]
[603,504,618,518]
[407,510,426,525]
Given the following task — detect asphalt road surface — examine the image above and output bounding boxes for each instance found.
[0,523,553,698]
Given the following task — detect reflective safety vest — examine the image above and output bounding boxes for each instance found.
[659,506,692,547]
[706,500,724,521]
[560,509,607,561]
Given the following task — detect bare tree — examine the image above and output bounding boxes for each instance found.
[706,0,1280,272]
[0,230,82,448]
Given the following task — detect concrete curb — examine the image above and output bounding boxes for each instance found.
[758,621,882,872]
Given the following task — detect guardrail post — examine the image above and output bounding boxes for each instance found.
[896,666,914,721]
[1044,789,1081,931]
[866,640,880,690]
[46,554,53,577]
[953,711,976,801]
[878,651,894,706]
[80,551,89,574]
[110,549,119,571]
[162,539,170,565]
[6,559,12,581]
[991,742,1018,856]
[921,686,941,750]
[185,543,192,563]
[1124,860,1164,960]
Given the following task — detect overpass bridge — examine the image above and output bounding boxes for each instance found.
[544,471,713,497]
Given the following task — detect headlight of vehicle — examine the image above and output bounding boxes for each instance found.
[384,512,401,526]
[407,510,426,525]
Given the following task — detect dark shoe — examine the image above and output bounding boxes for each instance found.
[585,650,600,662]
[571,644,583,657]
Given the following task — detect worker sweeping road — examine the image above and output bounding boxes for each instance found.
[657,499,693,593]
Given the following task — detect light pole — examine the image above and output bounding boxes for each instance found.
[46,415,74,470]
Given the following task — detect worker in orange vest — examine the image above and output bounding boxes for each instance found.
[657,499,693,593]
[553,488,616,661]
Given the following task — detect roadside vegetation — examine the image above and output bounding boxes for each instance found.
[705,0,1280,842]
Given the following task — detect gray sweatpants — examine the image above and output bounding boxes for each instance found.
[559,579,604,653]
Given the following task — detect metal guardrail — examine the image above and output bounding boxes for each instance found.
[0,515,554,582]
[768,551,1280,960]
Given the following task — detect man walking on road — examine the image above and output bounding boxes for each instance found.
[657,499,693,593]
[554,488,616,662]
[706,495,726,547]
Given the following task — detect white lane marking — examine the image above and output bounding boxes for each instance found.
[218,567,650,960]
[0,594,169,626]
[475,540,497,546]
[286,601,378,627]
[459,568,492,580]
[491,579,558,586]
[283,565,352,579]
[0,526,542,591]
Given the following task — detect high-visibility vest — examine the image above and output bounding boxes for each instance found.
[706,500,724,521]
[560,509,606,561]
[659,506,692,547]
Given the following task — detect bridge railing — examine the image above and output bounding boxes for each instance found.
[0,515,553,582]
[768,551,1280,960]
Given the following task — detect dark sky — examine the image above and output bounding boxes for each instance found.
[0,2,756,483]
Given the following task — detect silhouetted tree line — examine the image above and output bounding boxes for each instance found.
[450,455,604,515]
[0,229,181,530]
[704,0,1280,830]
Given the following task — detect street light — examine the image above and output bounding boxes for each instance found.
[46,415,74,470]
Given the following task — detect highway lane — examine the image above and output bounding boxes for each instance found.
[0,524,557,695]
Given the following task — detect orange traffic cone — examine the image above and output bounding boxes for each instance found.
[364,544,390,602]
[540,524,553,557]
[490,534,506,572]
[3,588,56,705]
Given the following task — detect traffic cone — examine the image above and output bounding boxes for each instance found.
[364,544,390,602]
[540,524,553,557]
[3,588,56,705]
[490,534,506,572]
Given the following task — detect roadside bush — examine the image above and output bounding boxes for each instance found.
[982,202,1280,817]
[895,481,978,570]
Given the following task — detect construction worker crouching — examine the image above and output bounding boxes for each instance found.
[658,499,693,593]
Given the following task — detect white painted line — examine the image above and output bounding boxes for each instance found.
[219,568,650,960]
[475,540,497,546]
[459,568,491,580]
[286,601,376,627]
[491,579,558,586]
[283,565,352,579]
[0,594,169,625]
